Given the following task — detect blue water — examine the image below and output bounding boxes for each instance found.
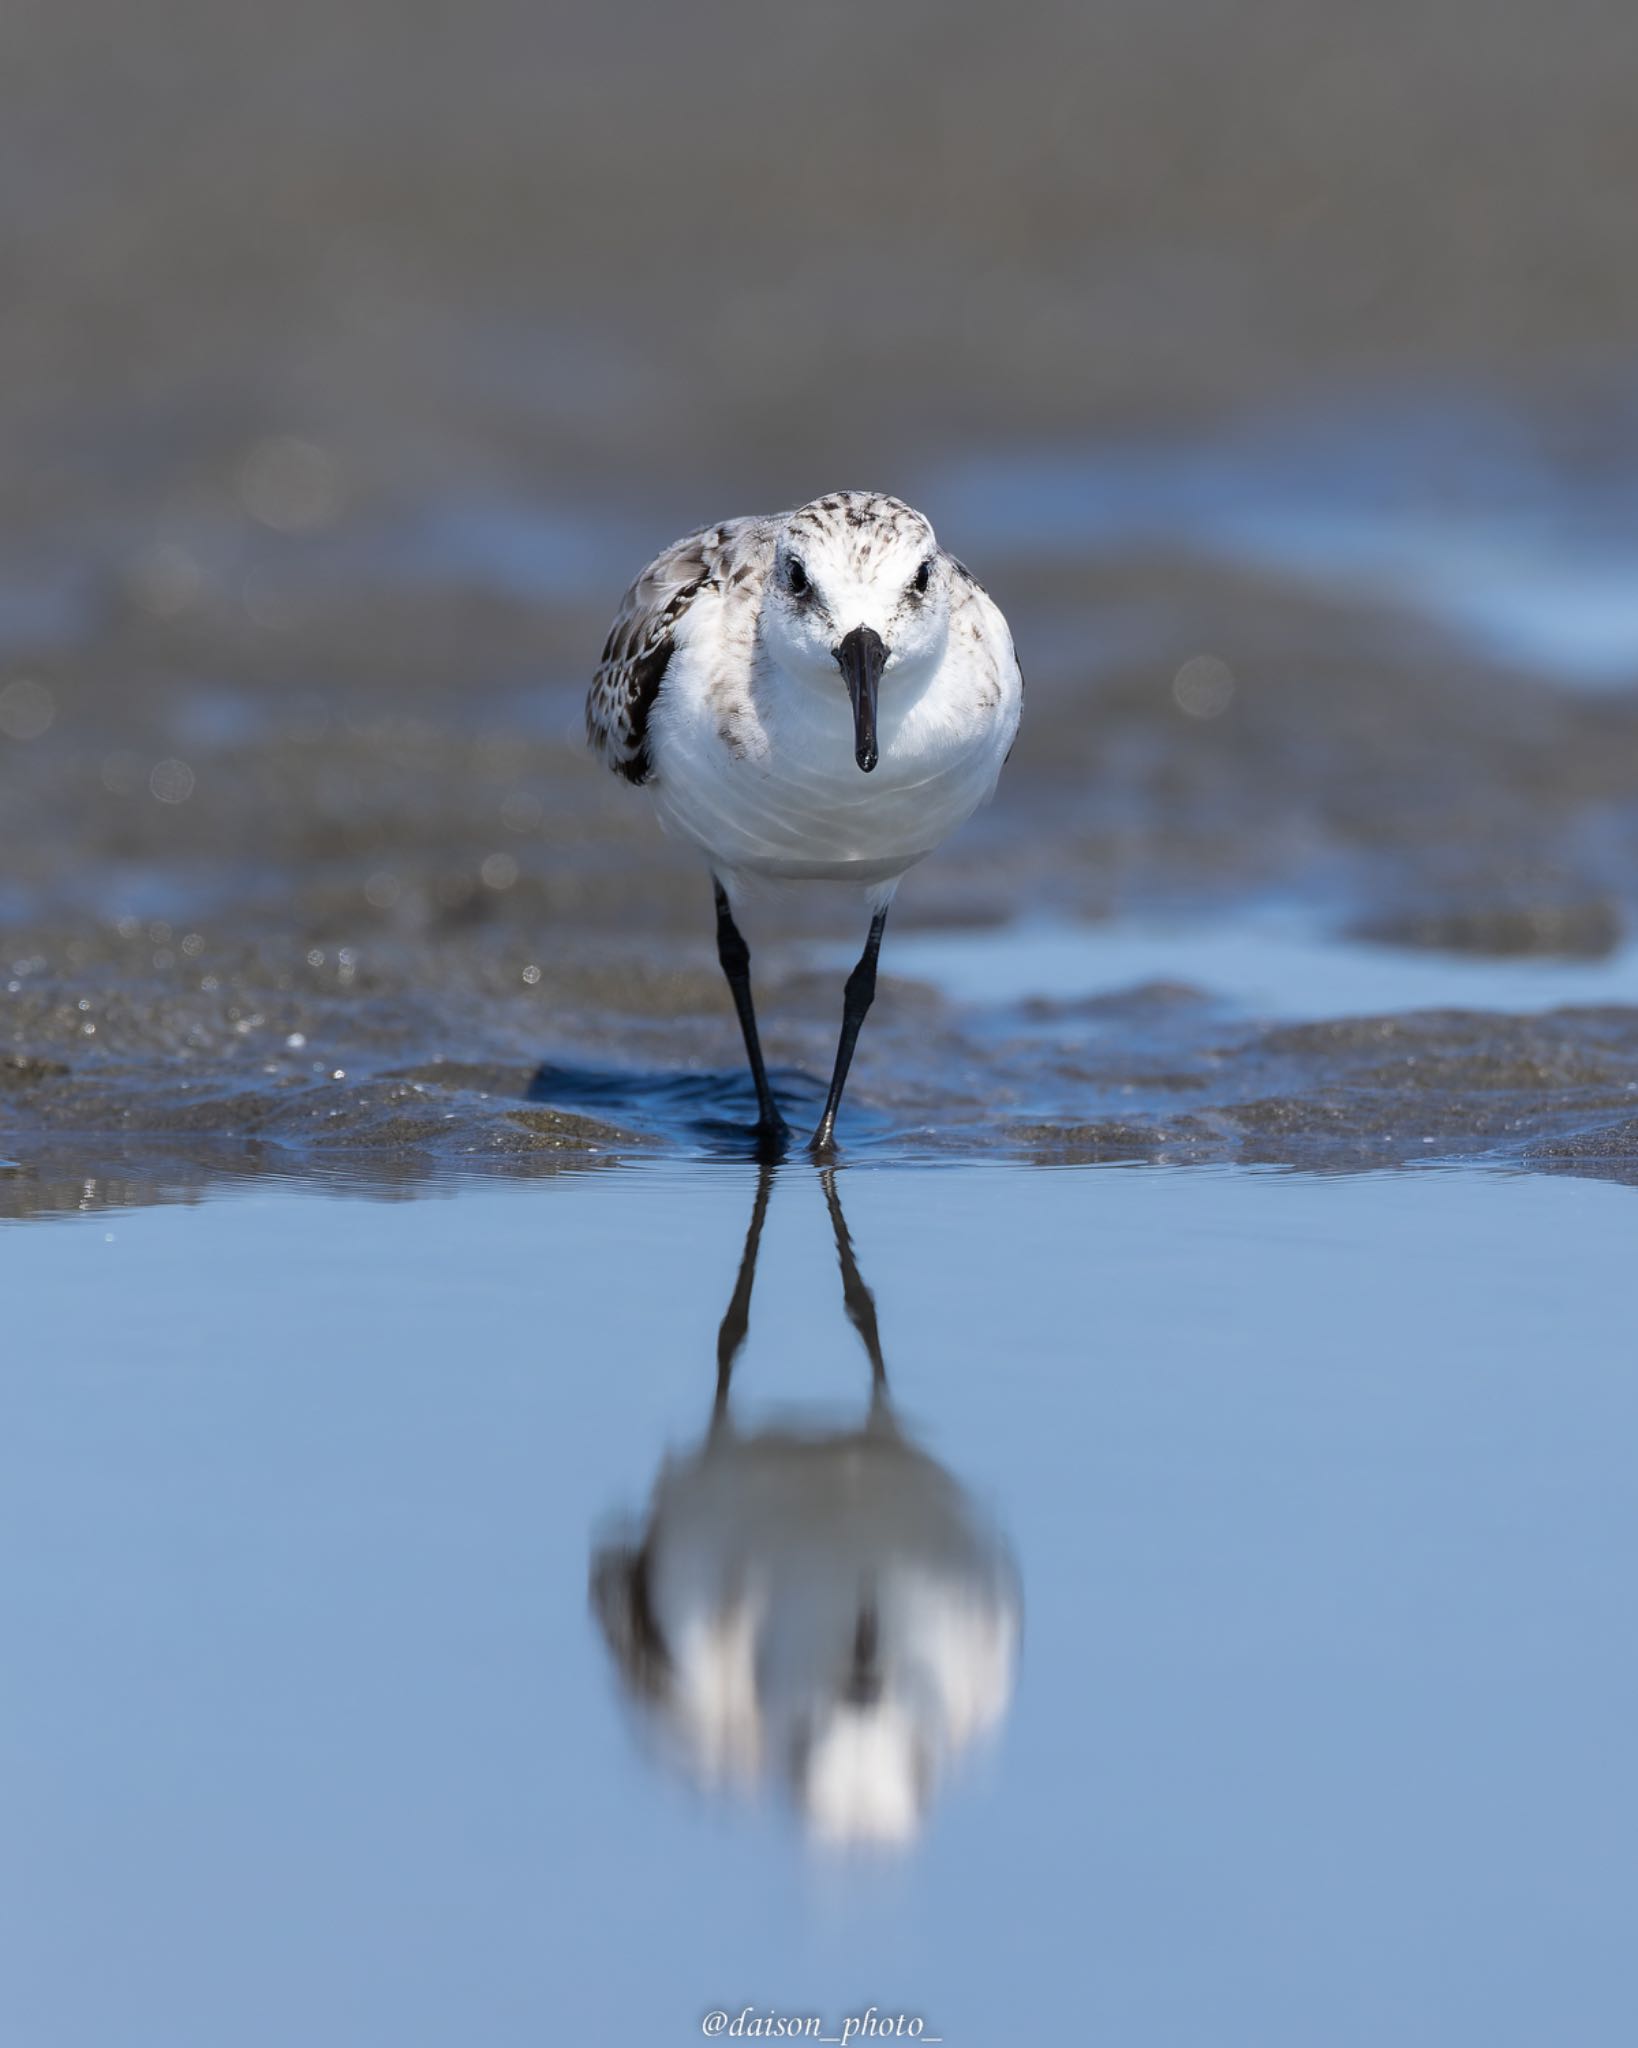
[936,388,1638,684]
[880,911,1638,1019]
[4,1161,1635,2046]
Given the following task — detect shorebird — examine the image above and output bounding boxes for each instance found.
[591,1167,1020,1845]
[587,491,1023,1153]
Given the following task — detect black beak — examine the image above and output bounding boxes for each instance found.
[835,625,887,773]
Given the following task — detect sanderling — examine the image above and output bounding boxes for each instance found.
[587,490,1023,1153]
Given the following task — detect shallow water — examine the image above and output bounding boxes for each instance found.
[3,1159,1635,2046]
[939,387,1638,684]
[876,910,1638,1020]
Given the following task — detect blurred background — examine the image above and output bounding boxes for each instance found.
[5,0,1638,1186]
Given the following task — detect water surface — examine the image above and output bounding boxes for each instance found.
[3,1160,1635,2045]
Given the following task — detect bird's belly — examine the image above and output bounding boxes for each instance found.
[647,692,1003,884]
[652,733,999,886]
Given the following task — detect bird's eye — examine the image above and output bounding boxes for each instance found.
[912,558,932,595]
[787,558,810,596]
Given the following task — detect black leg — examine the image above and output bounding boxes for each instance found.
[810,908,889,1156]
[819,1167,887,1395]
[713,879,787,1146]
[712,1162,775,1432]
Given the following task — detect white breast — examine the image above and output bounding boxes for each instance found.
[647,590,1020,899]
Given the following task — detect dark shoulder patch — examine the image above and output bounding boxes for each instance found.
[613,643,668,784]
[598,573,704,783]
[589,1540,672,1699]
[588,516,777,783]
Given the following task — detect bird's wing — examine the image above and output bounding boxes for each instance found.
[949,557,1025,758]
[587,516,774,785]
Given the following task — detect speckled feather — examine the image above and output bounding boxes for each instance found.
[586,515,777,784]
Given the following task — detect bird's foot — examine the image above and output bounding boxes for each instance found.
[752,1111,791,1161]
[807,1114,839,1161]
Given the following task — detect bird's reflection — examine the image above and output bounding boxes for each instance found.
[590,1168,1020,1847]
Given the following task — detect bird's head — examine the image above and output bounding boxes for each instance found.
[762,492,951,772]
[794,1697,930,1847]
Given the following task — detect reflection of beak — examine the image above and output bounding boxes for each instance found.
[835,626,887,773]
